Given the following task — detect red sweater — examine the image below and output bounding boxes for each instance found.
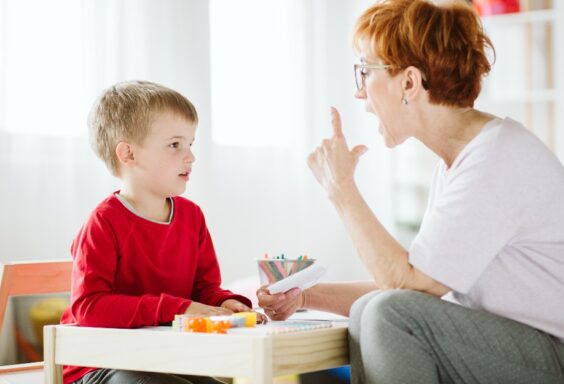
[61,193,250,384]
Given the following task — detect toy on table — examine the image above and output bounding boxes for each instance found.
[172,312,257,334]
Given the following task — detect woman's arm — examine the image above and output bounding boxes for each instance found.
[308,108,450,297]
[257,281,378,320]
[330,183,449,296]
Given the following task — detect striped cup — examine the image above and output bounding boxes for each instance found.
[256,258,315,286]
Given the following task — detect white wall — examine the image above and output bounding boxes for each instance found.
[0,0,392,285]
[2,0,559,296]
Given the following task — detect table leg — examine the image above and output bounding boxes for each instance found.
[250,337,273,383]
[44,325,63,384]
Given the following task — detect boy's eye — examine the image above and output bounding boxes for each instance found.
[360,67,369,76]
[169,142,180,149]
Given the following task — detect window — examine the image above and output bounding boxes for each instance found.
[0,0,88,135]
[209,0,306,147]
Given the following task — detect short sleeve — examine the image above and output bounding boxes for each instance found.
[409,150,521,293]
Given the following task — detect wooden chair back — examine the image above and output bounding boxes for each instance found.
[0,260,72,375]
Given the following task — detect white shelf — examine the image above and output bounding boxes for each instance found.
[481,9,555,26]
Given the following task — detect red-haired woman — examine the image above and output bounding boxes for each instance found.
[258,0,564,382]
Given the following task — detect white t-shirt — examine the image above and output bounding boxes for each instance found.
[409,117,564,341]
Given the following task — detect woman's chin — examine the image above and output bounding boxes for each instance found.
[378,121,384,135]
[383,137,397,148]
[378,123,406,148]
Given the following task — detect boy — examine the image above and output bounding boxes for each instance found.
[61,81,261,384]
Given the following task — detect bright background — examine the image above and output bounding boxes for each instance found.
[0,0,562,287]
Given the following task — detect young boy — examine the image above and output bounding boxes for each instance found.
[61,81,261,384]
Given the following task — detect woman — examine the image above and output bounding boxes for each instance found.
[257,0,564,383]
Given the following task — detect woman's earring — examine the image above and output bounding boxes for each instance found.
[402,97,408,105]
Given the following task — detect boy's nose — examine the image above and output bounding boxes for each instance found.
[186,150,195,163]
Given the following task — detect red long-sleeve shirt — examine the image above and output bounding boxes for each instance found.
[61,193,250,384]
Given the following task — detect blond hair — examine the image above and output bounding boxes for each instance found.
[88,80,198,176]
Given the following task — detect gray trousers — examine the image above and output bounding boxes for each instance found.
[349,290,564,384]
[74,369,226,384]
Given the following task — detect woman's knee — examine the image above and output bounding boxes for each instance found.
[350,290,381,319]
[360,289,433,326]
[349,290,381,335]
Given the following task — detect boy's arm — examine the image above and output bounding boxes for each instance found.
[69,212,191,328]
[190,212,252,308]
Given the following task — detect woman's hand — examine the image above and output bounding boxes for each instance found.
[185,301,233,316]
[256,286,303,320]
[221,299,268,324]
[307,107,367,198]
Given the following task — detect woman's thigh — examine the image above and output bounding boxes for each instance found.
[358,290,564,384]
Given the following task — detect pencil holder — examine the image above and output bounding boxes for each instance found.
[256,258,315,286]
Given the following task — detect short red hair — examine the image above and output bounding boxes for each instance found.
[353,0,494,108]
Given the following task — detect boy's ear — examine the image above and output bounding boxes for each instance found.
[115,141,136,167]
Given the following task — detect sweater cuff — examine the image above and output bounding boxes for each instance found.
[158,293,192,323]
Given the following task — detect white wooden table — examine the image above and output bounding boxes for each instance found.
[43,323,349,384]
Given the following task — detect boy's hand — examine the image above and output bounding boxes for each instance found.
[221,299,268,324]
[185,301,232,316]
[256,286,303,320]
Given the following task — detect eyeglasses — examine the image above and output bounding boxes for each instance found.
[354,63,430,91]
[354,63,394,91]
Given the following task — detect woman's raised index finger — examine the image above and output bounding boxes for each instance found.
[330,106,344,138]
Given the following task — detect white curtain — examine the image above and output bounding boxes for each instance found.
[0,0,392,285]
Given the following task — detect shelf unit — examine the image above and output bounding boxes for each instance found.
[477,1,562,159]
[392,0,563,247]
